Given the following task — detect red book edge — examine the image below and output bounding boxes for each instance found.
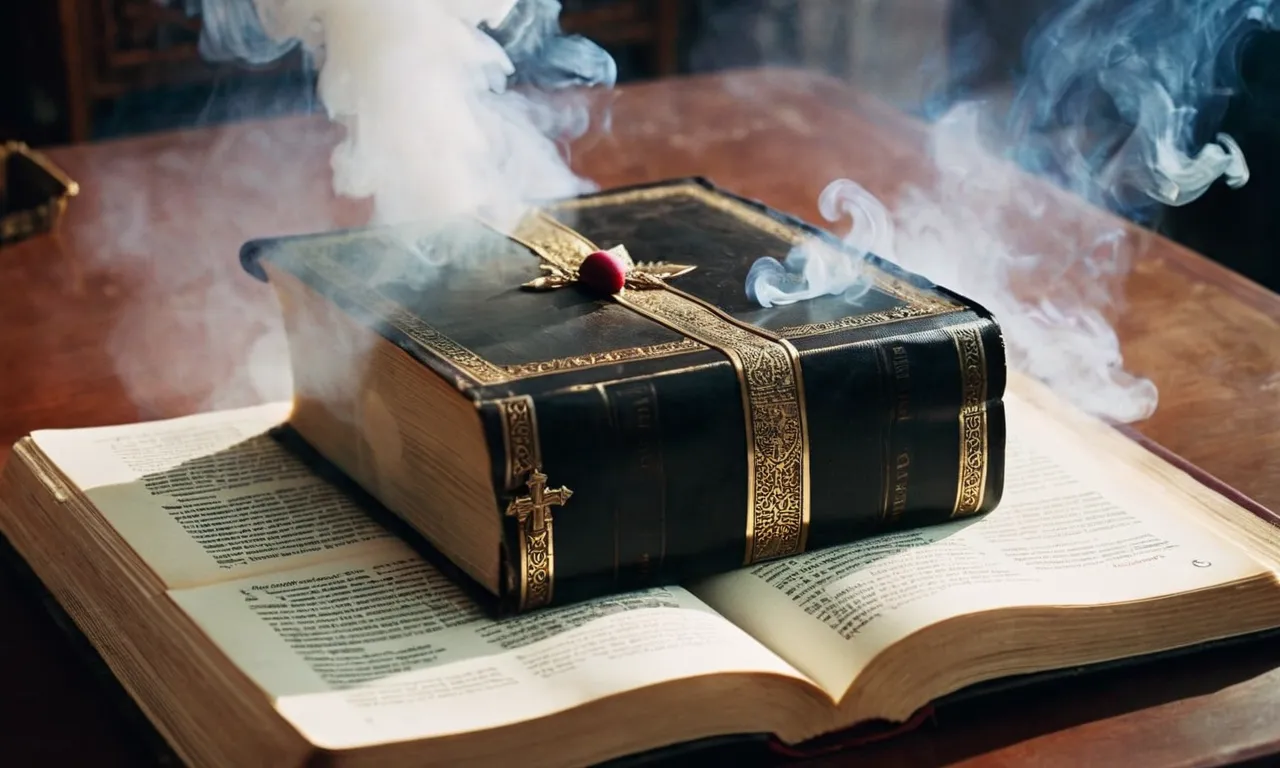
[766,423,1280,759]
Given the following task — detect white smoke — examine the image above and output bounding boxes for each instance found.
[78,121,352,416]
[197,0,616,229]
[1006,0,1272,211]
[891,104,1156,424]
[745,179,892,308]
[746,0,1279,423]
[80,0,615,417]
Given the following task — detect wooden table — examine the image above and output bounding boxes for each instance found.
[2,68,1279,767]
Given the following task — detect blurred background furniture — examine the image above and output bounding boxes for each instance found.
[0,0,954,145]
[0,0,956,145]
[1,0,685,145]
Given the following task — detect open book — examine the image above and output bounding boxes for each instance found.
[2,373,1278,768]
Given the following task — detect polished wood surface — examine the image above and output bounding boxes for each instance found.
[1,68,1278,766]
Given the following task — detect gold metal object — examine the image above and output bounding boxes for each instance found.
[498,395,539,490]
[520,257,698,292]
[496,394,564,612]
[1,141,79,247]
[505,467,573,611]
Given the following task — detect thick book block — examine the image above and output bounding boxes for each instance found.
[240,177,1008,612]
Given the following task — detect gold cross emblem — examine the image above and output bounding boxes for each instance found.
[506,467,572,611]
[506,468,572,532]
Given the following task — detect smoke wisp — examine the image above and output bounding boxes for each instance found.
[745,179,892,308]
[197,0,616,229]
[87,0,615,418]
[746,0,1279,423]
[1007,0,1275,213]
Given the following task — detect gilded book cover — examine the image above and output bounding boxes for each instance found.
[241,177,1007,613]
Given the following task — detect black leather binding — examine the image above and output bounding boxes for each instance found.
[240,177,1007,611]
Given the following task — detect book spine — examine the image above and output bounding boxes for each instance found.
[799,318,1007,552]
[479,314,1006,612]
[479,352,750,612]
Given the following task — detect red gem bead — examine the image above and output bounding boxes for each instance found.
[577,250,627,295]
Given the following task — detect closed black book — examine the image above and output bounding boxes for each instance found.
[240,176,1007,613]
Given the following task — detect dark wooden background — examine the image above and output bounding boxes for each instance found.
[4,1,1277,293]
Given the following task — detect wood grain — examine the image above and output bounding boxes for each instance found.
[1,68,1278,767]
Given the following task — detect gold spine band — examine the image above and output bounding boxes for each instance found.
[497,395,569,611]
[509,210,811,566]
[499,395,539,490]
[947,325,990,517]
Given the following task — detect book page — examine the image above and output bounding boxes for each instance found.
[170,550,809,749]
[31,403,399,588]
[691,386,1272,697]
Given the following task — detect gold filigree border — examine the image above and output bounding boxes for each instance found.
[498,395,539,490]
[947,325,989,517]
[777,286,961,338]
[500,339,703,378]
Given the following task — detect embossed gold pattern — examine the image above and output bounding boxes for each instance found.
[947,325,989,517]
[506,210,596,271]
[497,396,539,490]
[500,339,704,377]
[777,284,961,338]
[517,242,699,293]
